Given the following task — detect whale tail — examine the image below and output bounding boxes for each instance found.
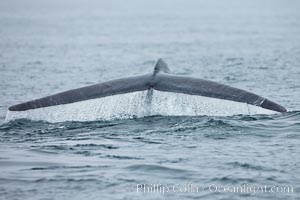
[6,58,287,123]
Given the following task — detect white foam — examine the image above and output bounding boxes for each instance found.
[5,90,278,123]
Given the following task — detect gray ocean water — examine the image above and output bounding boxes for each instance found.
[1,0,300,199]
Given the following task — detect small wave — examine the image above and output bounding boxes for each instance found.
[74,143,119,149]
[204,118,234,127]
[105,155,143,160]
[31,143,119,156]
[210,176,257,184]
[125,164,193,176]
[33,177,103,183]
[226,161,280,172]
[0,119,50,131]
[29,165,110,171]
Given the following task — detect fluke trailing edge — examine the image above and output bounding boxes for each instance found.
[6,59,287,122]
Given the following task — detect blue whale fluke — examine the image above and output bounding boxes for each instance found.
[6,59,286,122]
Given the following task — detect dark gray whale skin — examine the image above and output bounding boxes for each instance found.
[9,59,287,113]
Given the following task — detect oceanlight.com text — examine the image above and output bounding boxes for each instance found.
[135,183,294,196]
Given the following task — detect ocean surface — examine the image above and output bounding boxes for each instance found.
[0,0,300,199]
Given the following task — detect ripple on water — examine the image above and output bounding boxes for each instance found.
[0,112,299,200]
